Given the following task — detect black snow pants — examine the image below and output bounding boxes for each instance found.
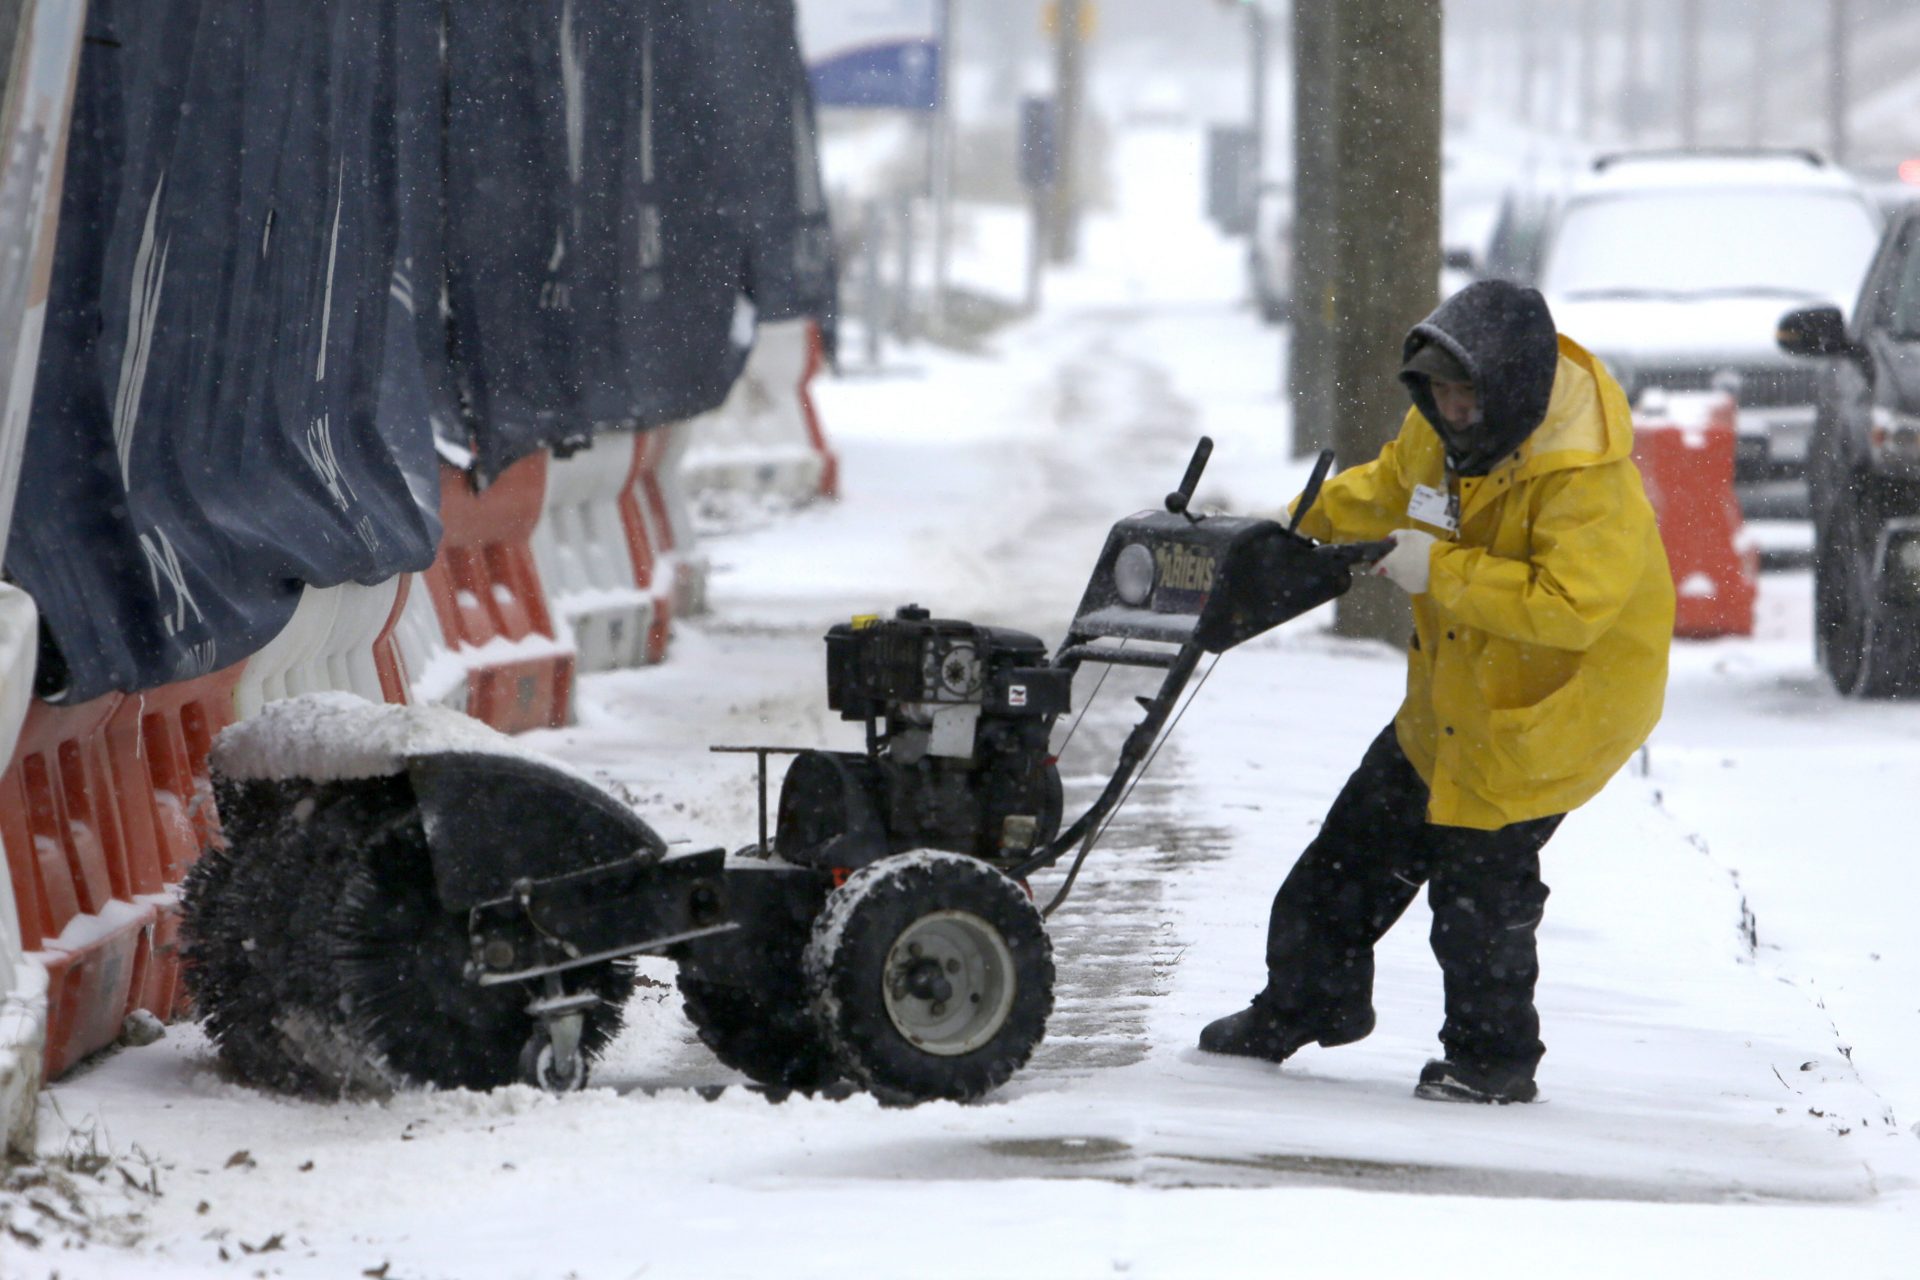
[1264,725,1562,1074]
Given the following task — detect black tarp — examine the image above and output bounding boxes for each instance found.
[442,0,836,482]
[6,0,835,702]
[706,0,836,330]
[8,0,441,703]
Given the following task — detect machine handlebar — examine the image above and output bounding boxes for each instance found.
[1165,436,1213,517]
[1314,539,1397,568]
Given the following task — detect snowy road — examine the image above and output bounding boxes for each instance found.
[12,125,1919,1278]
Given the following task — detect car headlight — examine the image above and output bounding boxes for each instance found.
[1114,543,1156,606]
[1869,406,1920,468]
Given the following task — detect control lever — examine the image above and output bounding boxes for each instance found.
[1165,436,1213,520]
[1288,449,1337,536]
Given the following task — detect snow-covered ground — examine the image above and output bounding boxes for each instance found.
[11,123,1918,1279]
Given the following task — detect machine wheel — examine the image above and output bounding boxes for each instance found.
[805,852,1052,1104]
[1816,497,1920,698]
[519,1026,588,1092]
[676,905,838,1090]
[329,823,635,1091]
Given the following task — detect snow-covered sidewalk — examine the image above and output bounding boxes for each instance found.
[12,122,1917,1279]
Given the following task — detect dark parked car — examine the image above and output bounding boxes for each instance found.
[1778,202,1920,696]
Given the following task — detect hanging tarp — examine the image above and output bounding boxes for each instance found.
[381,0,463,465]
[706,0,837,328]
[439,0,838,483]
[442,0,750,482]
[5,0,835,700]
[6,0,441,704]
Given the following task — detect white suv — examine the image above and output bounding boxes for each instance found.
[1537,150,1884,517]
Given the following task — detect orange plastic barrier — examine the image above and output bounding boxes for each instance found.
[419,454,576,732]
[799,319,839,500]
[1631,393,1758,639]
[630,428,682,661]
[1,572,414,1083]
[0,667,241,1078]
[371,574,413,704]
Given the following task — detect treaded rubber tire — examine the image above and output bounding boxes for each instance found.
[1818,495,1920,699]
[676,972,838,1091]
[805,851,1052,1105]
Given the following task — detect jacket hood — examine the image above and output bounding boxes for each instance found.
[1401,280,1560,476]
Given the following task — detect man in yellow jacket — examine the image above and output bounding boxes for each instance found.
[1199,279,1675,1103]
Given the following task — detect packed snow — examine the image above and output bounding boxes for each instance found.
[209,690,597,788]
[9,122,1917,1280]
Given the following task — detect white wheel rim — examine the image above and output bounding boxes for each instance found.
[880,909,1017,1057]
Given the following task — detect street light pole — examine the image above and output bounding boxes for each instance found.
[1621,0,1644,141]
[1828,0,1849,165]
[1678,0,1700,147]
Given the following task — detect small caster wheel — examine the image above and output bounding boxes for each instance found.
[520,1027,588,1092]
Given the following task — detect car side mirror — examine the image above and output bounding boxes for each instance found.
[1442,247,1477,274]
[1776,304,1860,360]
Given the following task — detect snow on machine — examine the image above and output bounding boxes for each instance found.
[183,440,1388,1103]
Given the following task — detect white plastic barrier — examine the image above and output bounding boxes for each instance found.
[679,318,836,514]
[0,584,46,1157]
[530,431,659,673]
[231,578,409,721]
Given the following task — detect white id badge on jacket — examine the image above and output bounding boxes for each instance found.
[1407,484,1458,534]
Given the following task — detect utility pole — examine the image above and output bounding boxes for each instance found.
[1515,0,1537,127]
[1046,0,1085,263]
[1577,0,1601,138]
[1326,0,1440,642]
[928,0,954,334]
[1828,0,1849,165]
[1621,0,1644,140]
[1678,0,1701,147]
[1247,1,1268,200]
[1289,0,1337,458]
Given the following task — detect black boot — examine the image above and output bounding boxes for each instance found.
[1197,999,1375,1063]
[1413,1058,1538,1104]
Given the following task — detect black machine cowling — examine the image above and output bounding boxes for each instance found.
[1068,511,1354,653]
[404,752,669,911]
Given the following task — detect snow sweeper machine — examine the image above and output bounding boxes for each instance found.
[183,440,1390,1104]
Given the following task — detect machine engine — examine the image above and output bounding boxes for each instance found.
[778,606,1072,865]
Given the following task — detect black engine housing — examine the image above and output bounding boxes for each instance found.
[777,607,1071,869]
